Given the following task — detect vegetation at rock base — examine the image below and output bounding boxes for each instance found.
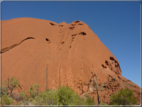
[0,77,139,106]
[109,88,138,105]
[28,83,40,100]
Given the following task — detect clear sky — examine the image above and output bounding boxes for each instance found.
[1,1,141,87]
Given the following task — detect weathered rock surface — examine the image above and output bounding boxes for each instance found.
[1,18,141,104]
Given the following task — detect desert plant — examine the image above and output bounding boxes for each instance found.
[57,86,75,105]
[28,83,40,100]
[110,88,138,105]
[16,101,23,105]
[35,89,59,105]
[8,77,19,97]
[57,86,86,105]
[1,77,19,98]
[100,101,108,105]
[84,96,95,105]
[19,91,28,101]
[1,94,14,105]
[1,80,9,96]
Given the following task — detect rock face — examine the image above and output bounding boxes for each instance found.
[1,18,141,104]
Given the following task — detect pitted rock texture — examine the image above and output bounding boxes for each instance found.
[1,18,141,104]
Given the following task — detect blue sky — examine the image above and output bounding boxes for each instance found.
[1,1,141,87]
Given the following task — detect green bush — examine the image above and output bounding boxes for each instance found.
[57,86,79,105]
[1,77,19,97]
[9,77,19,89]
[2,94,14,105]
[84,96,95,105]
[100,102,108,105]
[1,81,9,96]
[19,91,28,101]
[35,89,59,105]
[28,83,39,99]
[110,88,138,105]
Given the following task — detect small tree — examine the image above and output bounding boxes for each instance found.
[110,88,138,105]
[8,77,19,97]
[2,77,19,97]
[90,64,106,105]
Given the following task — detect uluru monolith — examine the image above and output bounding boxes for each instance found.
[1,18,141,104]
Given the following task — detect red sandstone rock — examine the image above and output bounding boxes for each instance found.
[1,18,141,104]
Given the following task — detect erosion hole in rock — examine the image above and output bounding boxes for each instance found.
[69,27,74,30]
[105,60,109,65]
[61,41,64,44]
[74,20,80,23]
[72,34,77,36]
[110,57,115,60]
[78,23,83,25]
[71,24,76,26]
[45,38,49,41]
[79,32,86,35]
[102,64,107,68]
[59,25,63,27]
[50,22,55,26]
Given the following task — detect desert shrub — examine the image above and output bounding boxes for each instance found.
[84,96,95,105]
[57,86,80,105]
[35,89,59,105]
[28,83,39,100]
[19,91,28,101]
[16,101,23,105]
[76,96,86,105]
[1,77,19,97]
[100,102,108,105]
[11,92,23,102]
[110,88,138,105]
[9,77,19,97]
[57,86,92,105]
[1,81,9,96]
[9,77,19,89]
[1,94,14,105]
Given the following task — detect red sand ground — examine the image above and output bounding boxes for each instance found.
[1,18,141,104]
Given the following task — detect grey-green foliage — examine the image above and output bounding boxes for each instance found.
[35,89,59,105]
[19,91,28,101]
[110,88,138,105]
[9,77,19,89]
[1,94,14,105]
[28,83,39,100]
[84,96,95,105]
[1,80,9,96]
[99,102,108,105]
[57,86,77,105]
[57,86,95,105]
[2,77,19,96]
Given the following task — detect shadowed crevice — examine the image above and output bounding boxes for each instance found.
[0,37,35,54]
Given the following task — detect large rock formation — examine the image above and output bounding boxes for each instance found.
[1,18,141,104]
